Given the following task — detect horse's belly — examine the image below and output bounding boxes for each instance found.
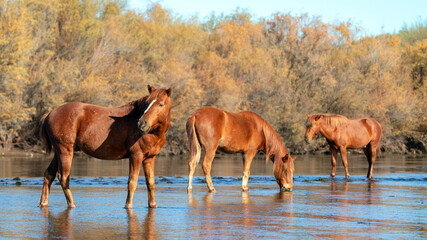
[218,138,243,153]
[77,129,127,160]
[347,135,371,149]
[80,145,127,160]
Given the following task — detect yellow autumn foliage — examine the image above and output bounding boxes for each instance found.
[0,1,425,153]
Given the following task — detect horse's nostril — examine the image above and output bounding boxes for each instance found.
[138,120,147,129]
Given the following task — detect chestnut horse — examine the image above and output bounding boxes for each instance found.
[304,114,381,179]
[39,85,172,209]
[187,107,296,193]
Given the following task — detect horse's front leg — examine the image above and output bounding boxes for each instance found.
[143,156,157,208]
[241,150,257,192]
[330,147,337,178]
[125,154,143,209]
[339,147,350,179]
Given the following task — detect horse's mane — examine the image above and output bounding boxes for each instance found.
[261,119,286,161]
[123,96,149,117]
[312,114,349,127]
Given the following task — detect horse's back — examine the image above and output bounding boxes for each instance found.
[191,107,226,147]
[344,117,381,148]
[46,102,86,134]
[44,102,129,159]
[360,117,382,141]
[192,107,264,152]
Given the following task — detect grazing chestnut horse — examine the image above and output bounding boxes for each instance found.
[304,114,381,179]
[39,85,172,209]
[186,107,296,193]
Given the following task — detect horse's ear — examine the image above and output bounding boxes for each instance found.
[148,85,155,93]
[283,154,296,163]
[166,87,172,97]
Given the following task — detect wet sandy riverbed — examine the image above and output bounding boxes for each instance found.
[0,153,426,239]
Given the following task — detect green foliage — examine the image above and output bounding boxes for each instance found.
[0,1,425,153]
[399,18,427,45]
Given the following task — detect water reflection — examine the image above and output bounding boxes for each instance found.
[127,209,155,240]
[41,208,73,239]
[1,153,426,239]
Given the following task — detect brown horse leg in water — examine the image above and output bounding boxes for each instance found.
[40,145,76,208]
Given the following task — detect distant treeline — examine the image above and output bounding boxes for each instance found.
[0,1,426,154]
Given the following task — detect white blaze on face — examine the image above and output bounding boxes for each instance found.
[139,99,157,122]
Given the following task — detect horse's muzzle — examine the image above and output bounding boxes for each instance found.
[138,120,150,133]
[305,137,311,144]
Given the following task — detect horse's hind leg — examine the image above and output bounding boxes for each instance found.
[202,148,216,192]
[187,143,201,193]
[364,143,376,179]
[57,146,76,208]
[241,150,257,192]
[39,156,59,207]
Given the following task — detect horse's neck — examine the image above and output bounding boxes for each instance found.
[263,125,287,158]
[319,123,338,141]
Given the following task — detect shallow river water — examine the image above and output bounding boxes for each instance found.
[0,152,426,239]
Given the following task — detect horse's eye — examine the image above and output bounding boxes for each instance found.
[159,103,164,107]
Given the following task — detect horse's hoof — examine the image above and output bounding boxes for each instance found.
[187,187,193,193]
[149,202,157,208]
[208,188,216,193]
[39,202,48,208]
[345,175,350,180]
[242,187,249,192]
[125,204,132,209]
[330,174,335,178]
[281,187,292,192]
[68,204,76,208]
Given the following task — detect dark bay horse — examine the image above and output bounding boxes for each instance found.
[305,114,382,179]
[186,107,296,193]
[39,85,172,209]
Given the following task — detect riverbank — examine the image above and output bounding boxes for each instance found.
[1,132,426,156]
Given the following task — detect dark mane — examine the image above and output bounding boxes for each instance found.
[126,96,149,117]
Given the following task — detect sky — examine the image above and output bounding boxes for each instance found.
[128,0,427,36]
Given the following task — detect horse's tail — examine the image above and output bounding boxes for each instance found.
[39,112,52,154]
[376,141,382,155]
[186,115,201,166]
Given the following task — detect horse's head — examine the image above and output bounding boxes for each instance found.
[305,114,322,144]
[273,153,296,192]
[137,85,172,134]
